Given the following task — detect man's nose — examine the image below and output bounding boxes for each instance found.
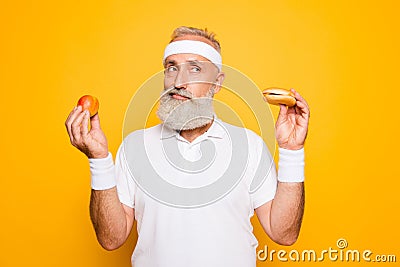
[174,68,189,89]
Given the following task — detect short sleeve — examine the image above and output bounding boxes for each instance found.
[249,138,278,209]
[115,143,136,208]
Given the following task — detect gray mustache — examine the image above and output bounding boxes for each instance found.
[163,88,193,99]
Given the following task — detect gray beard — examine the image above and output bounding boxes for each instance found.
[156,88,215,131]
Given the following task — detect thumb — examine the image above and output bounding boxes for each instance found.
[90,113,102,130]
[277,104,287,120]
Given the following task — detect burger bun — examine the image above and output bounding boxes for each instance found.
[262,88,296,107]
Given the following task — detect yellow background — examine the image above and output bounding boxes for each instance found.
[1,0,399,266]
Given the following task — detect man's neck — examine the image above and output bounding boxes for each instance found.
[179,119,214,143]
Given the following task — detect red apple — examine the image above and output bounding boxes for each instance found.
[77,95,99,117]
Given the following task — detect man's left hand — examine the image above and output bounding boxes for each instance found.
[275,89,310,150]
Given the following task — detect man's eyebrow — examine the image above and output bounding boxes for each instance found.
[165,60,177,66]
[165,59,207,66]
[187,60,205,65]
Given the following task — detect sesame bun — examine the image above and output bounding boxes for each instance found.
[262,88,296,107]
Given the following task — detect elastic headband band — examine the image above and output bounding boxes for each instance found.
[163,40,222,71]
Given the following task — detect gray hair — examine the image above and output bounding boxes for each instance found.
[170,26,221,53]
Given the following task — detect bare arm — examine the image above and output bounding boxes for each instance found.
[258,89,310,245]
[65,106,134,250]
[255,182,304,245]
[90,188,134,250]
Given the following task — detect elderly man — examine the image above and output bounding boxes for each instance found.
[65,26,310,267]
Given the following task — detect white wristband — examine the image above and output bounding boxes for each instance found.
[89,152,116,190]
[278,147,305,182]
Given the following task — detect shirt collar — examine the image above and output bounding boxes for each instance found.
[160,115,226,140]
[205,116,225,139]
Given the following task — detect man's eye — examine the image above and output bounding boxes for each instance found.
[191,66,201,72]
[166,66,177,72]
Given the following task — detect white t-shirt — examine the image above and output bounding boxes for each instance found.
[115,118,277,267]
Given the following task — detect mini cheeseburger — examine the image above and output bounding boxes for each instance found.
[263,88,296,107]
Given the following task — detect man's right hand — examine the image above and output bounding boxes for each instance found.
[65,106,109,159]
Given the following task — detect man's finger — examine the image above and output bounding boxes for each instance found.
[66,106,80,143]
[292,89,310,110]
[67,106,82,128]
[65,106,77,126]
[290,88,310,118]
[295,99,310,119]
[81,110,90,140]
[277,104,288,119]
[286,105,296,115]
[90,113,101,130]
[71,109,87,144]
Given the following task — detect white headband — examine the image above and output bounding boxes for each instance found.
[163,40,222,71]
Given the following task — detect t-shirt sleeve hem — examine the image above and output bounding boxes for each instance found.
[252,194,275,209]
[118,193,134,209]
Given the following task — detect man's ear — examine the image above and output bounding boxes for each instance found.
[213,72,225,94]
